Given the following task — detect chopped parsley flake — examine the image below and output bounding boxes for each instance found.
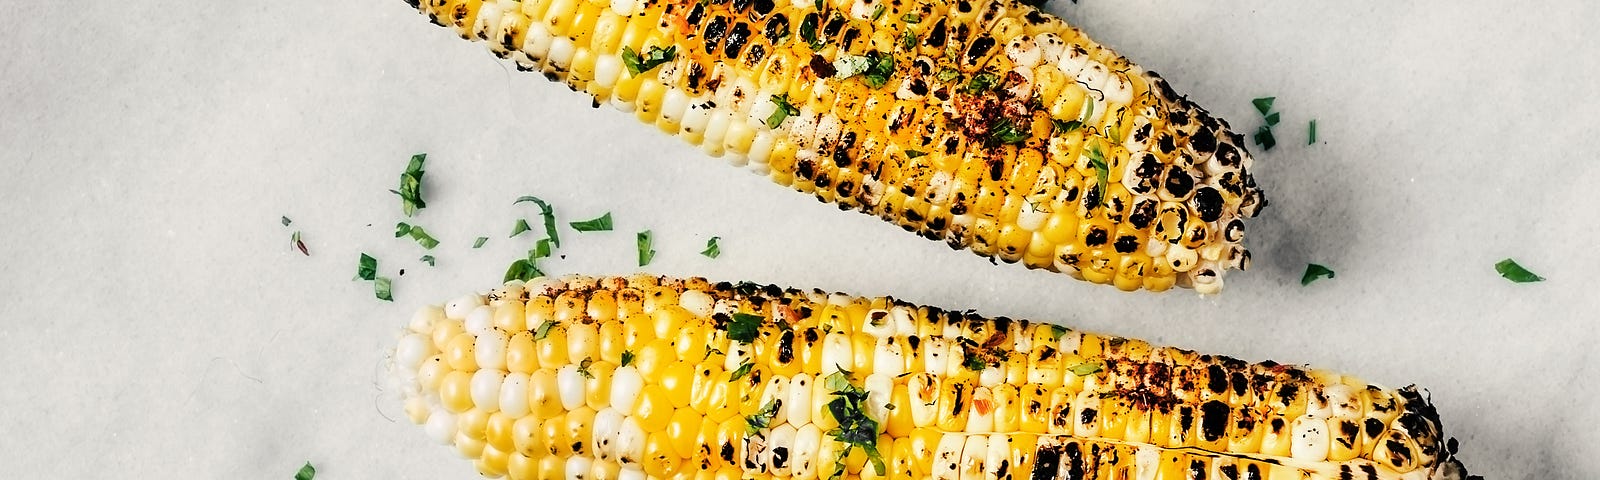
[745,398,782,434]
[821,371,887,477]
[1052,119,1083,135]
[1085,145,1110,209]
[533,320,556,340]
[1048,324,1069,340]
[963,72,998,94]
[767,94,800,129]
[1308,119,1318,145]
[1495,259,1544,283]
[570,212,613,232]
[636,230,655,266]
[962,352,987,371]
[1301,263,1335,286]
[728,313,763,344]
[935,67,960,83]
[295,462,316,480]
[1253,125,1277,151]
[621,350,636,367]
[510,218,533,237]
[701,236,721,258]
[577,358,594,379]
[904,149,927,159]
[473,237,488,248]
[374,277,393,301]
[281,216,292,227]
[357,253,377,281]
[800,14,820,49]
[1252,97,1276,115]
[420,255,435,266]
[1264,111,1280,127]
[290,231,308,256]
[900,28,916,51]
[989,118,1029,145]
[870,4,885,20]
[1067,361,1102,376]
[391,153,427,217]
[394,222,412,238]
[503,258,543,283]
[833,51,894,89]
[406,225,440,249]
[901,13,921,23]
[730,361,755,381]
[622,45,677,76]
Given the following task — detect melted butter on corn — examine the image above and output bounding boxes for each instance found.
[392,275,1472,479]
[404,0,1268,293]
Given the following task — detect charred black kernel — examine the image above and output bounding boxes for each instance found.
[771,446,789,468]
[949,194,968,215]
[1030,445,1061,480]
[1063,185,1080,202]
[808,53,835,77]
[1134,154,1162,179]
[813,172,832,189]
[1024,10,1047,24]
[949,383,967,416]
[1156,77,1179,102]
[1128,200,1156,229]
[823,13,846,38]
[1189,459,1209,480]
[776,330,796,363]
[909,79,929,96]
[1081,185,1102,211]
[731,0,752,11]
[1200,400,1230,441]
[703,16,729,54]
[841,27,862,51]
[925,18,948,47]
[1220,464,1240,480]
[685,61,708,91]
[1164,166,1194,198]
[1224,219,1245,241]
[1216,142,1241,168]
[1178,405,1195,434]
[1338,420,1360,447]
[723,22,752,58]
[686,3,707,27]
[751,0,774,16]
[1157,133,1178,154]
[943,136,960,155]
[1246,464,1264,480]
[1231,371,1248,396]
[987,159,1005,181]
[927,216,947,231]
[1064,442,1086,480]
[1133,122,1152,143]
[1191,128,1217,155]
[964,35,996,65]
[743,43,767,66]
[1385,438,1413,466]
[1078,407,1097,426]
[796,159,816,179]
[899,185,915,195]
[1084,228,1108,247]
[1113,235,1138,254]
[719,442,735,462]
[1168,109,1190,126]
[1207,365,1228,393]
[1193,187,1224,222]
[1360,418,1386,438]
[763,14,789,43]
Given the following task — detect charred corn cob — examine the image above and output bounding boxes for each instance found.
[391,275,1470,479]
[404,0,1267,293]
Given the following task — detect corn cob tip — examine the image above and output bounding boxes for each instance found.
[392,274,1468,479]
[404,0,1267,293]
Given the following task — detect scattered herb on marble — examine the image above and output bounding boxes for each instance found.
[1308,119,1318,144]
[290,231,308,256]
[570,213,614,232]
[406,225,440,249]
[1300,264,1336,286]
[357,253,377,281]
[701,236,721,258]
[473,237,488,248]
[391,153,427,217]
[510,219,533,237]
[375,277,393,301]
[637,230,656,266]
[420,255,435,266]
[1251,97,1281,151]
[294,462,316,480]
[1495,259,1544,283]
[513,196,561,247]
[281,216,292,226]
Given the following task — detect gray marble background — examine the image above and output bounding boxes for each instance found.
[2,1,1593,478]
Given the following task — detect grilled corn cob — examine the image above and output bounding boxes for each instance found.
[403,0,1267,293]
[391,275,1469,479]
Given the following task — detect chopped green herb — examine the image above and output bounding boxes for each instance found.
[357,253,377,281]
[988,118,1029,145]
[420,255,436,266]
[375,277,393,301]
[963,72,998,94]
[730,361,755,381]
[901,13,921,23]
[1048,324,1069,340]
[701,236,721,258]
[577,358,594,379]
[473,237,488,248]
[1301,264,1335,286]
[1308,119,1317,145]
[904,149,927,159]
[513,196,560,247]
[533,320,556,340]
[503,258,543,283]
[962,352,987,371]
[767,94,800,129]
[1253,125,1277,151]
[510,218,533,238]
[407,225,440,249]
[621,45,677,76]
[281,216,292,227]
[821,371,886,477]
[636,230,656,266]
[291,231,308,256]
[621,350,636,367]
[1067,361,1102,376]
[295,462,316,480]
[729,313,763,344]
[800,14,820,49]
[900,28,916,51]
[1052,119,1083,135]
[1085,145,1110,209]
[1264,111,1280,127]
[745,398,782,434]
[1495,259,1544,283]
[935,67,960,83]
[394,222,412,238]
[834,51,894,89]
[1079,98,1095,123]
[391,153,427,217]
[531,238,553,260]
[870,4,884,20]
[570,212,613,232]
[1252,97,1275,115]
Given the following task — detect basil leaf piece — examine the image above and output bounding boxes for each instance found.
[473,237,488,248]
[636,230,655,266]
[728,313,763,343]
[700,236,721,258]
[419,255,435,267]
[1067,362,1102,376]
[295,462,316,480]
[1301,263,1335,286]
[570,212,613,232]
[375,277,393,301]
[510,219,532,238]
[357,253,377,281]
[513,196,560,247]
[622,45,677,76]
[1252,97,1275,115]
[1495,259,1544,283]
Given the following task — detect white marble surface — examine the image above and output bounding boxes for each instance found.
[1,0,1595,478]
